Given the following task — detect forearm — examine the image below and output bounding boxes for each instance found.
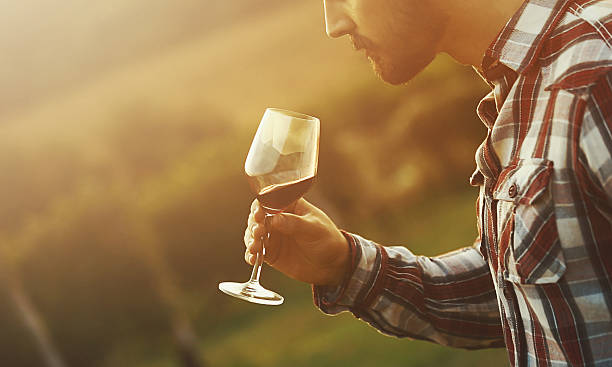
[314,233,504,349]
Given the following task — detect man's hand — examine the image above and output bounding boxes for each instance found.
[244,198,350,286]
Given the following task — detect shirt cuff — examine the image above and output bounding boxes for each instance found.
[312,231,388,316]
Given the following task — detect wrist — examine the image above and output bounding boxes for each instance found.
[326,230,354,286]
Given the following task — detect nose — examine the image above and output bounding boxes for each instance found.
[323,1,355,38]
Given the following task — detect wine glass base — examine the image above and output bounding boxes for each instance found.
[218,281,284,306]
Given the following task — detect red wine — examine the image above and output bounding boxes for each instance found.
[253,176,315,213]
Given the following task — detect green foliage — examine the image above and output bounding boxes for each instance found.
[0,4,508,367]
[202,284,509,367]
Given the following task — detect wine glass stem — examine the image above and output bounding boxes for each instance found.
[248,252,263,284]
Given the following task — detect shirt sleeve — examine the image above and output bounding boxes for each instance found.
[579,71,612,203]
[313,232,504,349]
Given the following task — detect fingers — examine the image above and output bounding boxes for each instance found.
[244,233,260,265]
[244,224,264,261]
[251,200,265,221]
[246,201,266,237]
[244,200,267,265]
[243,198,322,267]
[247,224,265,252]
[288,198,325,219]
[289,198,311,215]
[244,218,266,245]
[244,248,255,265]
[268,212,305,235]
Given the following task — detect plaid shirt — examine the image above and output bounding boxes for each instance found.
[314,1,612,366]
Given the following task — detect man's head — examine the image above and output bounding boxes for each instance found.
[323,0,448,85]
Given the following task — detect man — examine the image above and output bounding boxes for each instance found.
[245,0,612,365]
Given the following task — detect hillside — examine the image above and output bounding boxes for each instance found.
[0,0,286,118]
[0,2,508,366]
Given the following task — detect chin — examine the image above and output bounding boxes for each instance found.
[370,54,433,85]
[376,67,420,85]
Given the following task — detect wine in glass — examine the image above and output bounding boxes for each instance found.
[218,108,320,305]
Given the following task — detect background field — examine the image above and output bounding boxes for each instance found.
[0,1,509,366]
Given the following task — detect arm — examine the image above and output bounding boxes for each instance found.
[245,199,504,349]
[314,233,504,349]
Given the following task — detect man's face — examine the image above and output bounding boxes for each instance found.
[324,0,447,85]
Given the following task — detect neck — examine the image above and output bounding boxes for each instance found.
[436,0,525,67]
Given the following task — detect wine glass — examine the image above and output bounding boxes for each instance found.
[218,108,320,305]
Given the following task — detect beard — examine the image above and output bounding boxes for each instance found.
[349,0,446,86]
[351,34,436,85]
[367,48,435,85]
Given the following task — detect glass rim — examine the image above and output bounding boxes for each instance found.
[266,108,319,122]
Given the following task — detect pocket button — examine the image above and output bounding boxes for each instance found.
[508,183,518,198]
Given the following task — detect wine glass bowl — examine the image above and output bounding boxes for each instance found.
[218,108,320,305]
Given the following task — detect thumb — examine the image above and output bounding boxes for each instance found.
[268,212,304,235]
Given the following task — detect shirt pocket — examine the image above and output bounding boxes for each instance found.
[492,158,566,284]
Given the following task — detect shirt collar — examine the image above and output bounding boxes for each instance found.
[481,0,574,79]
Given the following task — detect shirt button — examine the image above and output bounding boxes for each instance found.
[508,183,518,198]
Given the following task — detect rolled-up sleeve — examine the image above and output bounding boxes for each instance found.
[313,232,504,349]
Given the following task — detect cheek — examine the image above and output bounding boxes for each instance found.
[352,0,396,37]
[353,0,445,66]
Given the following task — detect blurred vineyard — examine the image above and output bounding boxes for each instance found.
[0,1,509,366]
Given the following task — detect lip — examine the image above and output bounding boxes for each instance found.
[350,34,378,60]
[350,34,367,51]
[365,49,380,63]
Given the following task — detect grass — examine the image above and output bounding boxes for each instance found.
[0,2,509,366]
[202,277,510,367]
[201,191,510,367]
